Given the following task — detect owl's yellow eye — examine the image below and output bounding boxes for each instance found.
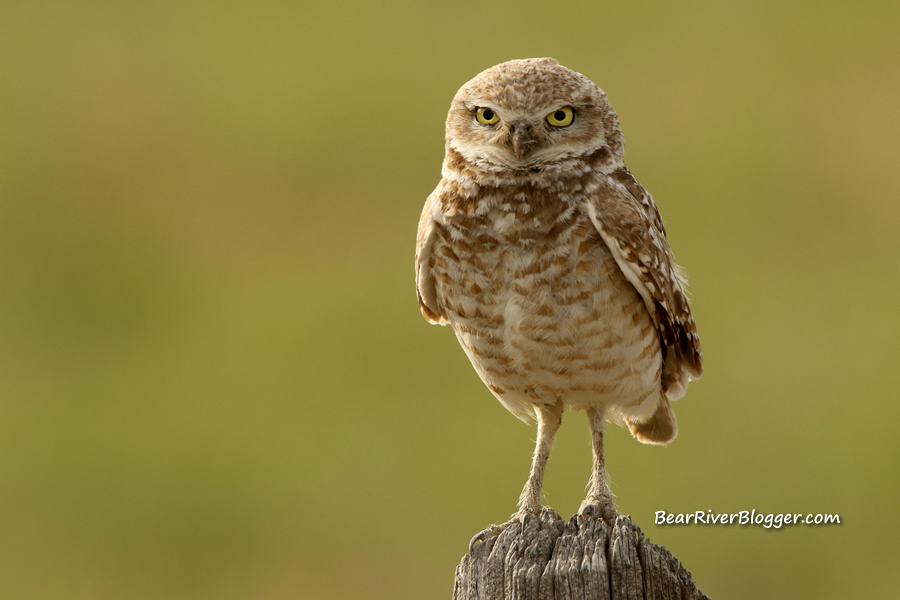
[475,107,500,125]
[546,107,574,127]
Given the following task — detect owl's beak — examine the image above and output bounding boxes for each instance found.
[510,121,539,160]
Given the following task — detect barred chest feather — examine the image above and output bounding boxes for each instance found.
[429,179,663,423]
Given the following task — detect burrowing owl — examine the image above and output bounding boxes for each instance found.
[415,58,702,543]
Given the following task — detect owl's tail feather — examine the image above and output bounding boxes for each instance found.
[625,395,678,445]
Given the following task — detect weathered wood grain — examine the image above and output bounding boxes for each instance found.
[453,509,710,600]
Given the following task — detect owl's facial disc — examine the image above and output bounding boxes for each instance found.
[444,58,623,171]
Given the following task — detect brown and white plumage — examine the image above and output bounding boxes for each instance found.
[415,58,702,537]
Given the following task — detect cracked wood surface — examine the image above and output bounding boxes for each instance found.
[453,509,711,600]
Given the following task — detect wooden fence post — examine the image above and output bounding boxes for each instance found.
[453,508,711,600]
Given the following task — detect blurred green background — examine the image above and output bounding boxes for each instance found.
[2,1,898,598]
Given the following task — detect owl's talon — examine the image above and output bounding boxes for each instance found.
[468,531,487,553]
[468,522,510,553]
[467,511,533,553]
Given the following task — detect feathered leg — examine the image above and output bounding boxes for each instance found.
[579,406,617,521]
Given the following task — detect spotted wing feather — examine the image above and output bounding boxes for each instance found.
[415,193,448,325]
[584,168,703,399]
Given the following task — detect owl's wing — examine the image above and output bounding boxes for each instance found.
[415,193,449,325]
[584,169,703,398]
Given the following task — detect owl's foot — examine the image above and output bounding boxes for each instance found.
[468,508,546,553]
[468,521,513,553]
[578,500,617,525]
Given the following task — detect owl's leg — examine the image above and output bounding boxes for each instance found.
[579,405,617,522]
[468,401,563,552]
[518,401,564,513]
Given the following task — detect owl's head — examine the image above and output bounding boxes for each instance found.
[445,58,624,172]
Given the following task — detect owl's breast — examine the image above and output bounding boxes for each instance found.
[431,204,662,418]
